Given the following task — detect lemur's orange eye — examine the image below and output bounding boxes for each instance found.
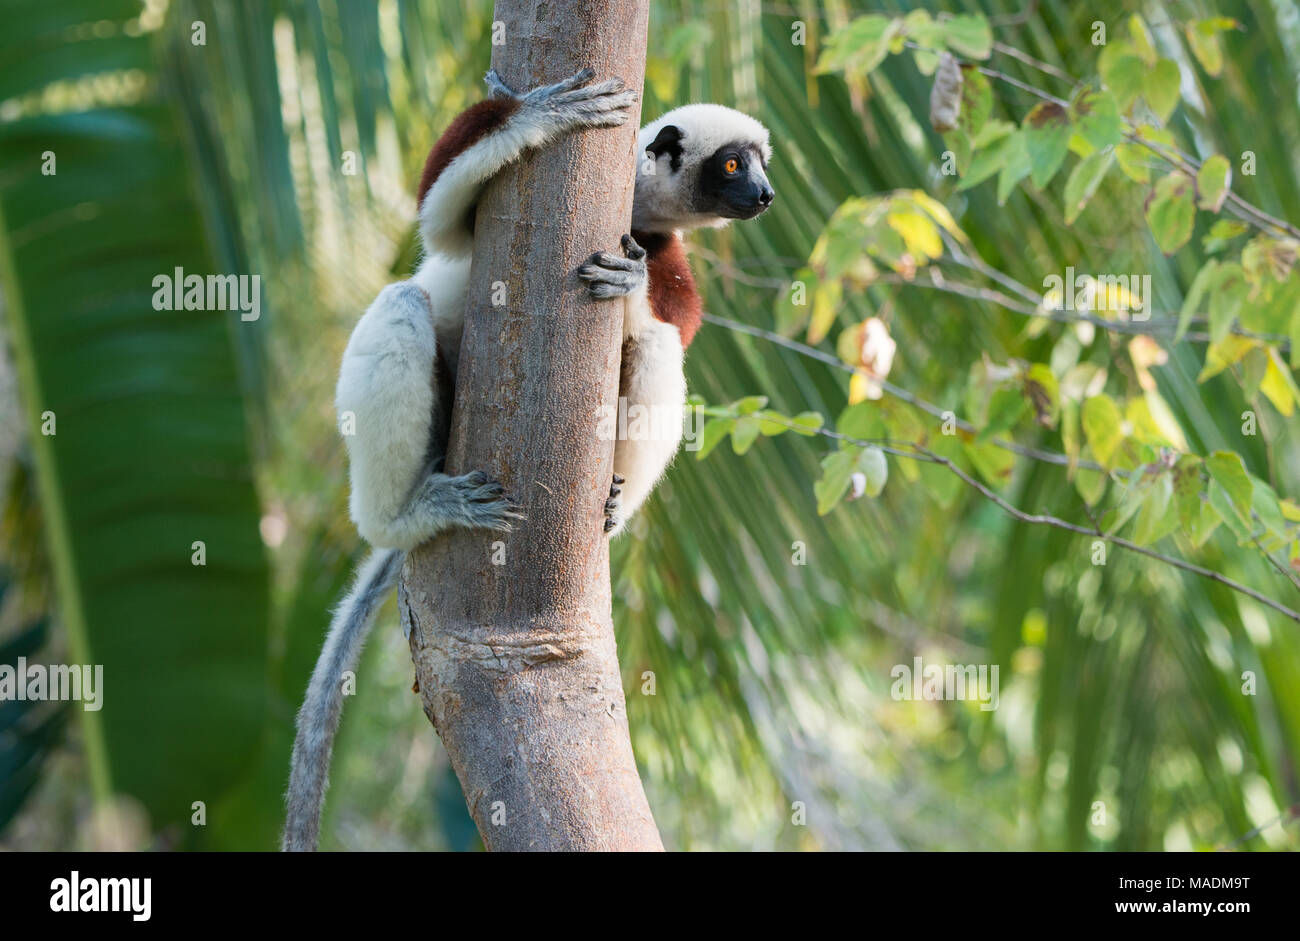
[724,157,739,174]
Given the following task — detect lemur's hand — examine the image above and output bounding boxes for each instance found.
[438,470,525,533]
[604,474,625,535]
[578,234,647,299]
[484,67,636,132]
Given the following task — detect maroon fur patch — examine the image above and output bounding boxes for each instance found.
[633,230,702,348]
[417,98,520,207]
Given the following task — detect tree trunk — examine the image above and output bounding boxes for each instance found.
[399,0,661,851]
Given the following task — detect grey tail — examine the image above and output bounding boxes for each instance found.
[282,548,405,851]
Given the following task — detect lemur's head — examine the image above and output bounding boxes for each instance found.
[632,104,774,234]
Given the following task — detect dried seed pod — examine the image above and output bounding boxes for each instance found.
[930,52,963,133]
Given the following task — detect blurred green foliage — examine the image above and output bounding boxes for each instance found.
[0,0,1297,851]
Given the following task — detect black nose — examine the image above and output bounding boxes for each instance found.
[757,186,774,208]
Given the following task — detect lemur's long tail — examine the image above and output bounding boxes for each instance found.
[283,548,405,851]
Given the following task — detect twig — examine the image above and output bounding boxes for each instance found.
[702,310,1104,472]
[733,411,1300,624]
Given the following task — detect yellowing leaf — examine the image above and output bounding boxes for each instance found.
[806,279,842,345]
[1082,394,1124,467]
[1260,348,1300,416]
[887,209,942,261]
[1197,334,1257,382]
[1196,155,1231,212]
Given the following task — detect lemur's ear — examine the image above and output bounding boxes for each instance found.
[645,124,684,172]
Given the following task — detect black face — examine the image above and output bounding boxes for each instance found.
[696,142,774,220]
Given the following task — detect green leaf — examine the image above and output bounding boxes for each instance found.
[1173,456,1220,546]
[956,131,1016,191]
[856,446,889,498]
[732,415,762,453]
[1207,262,1248,342]
[1196,155,1231,212]
[1114,143,1152,183]
[1177,260,1218,342]
[816,15,902,75]
[733,395,769,415]
[1098,40,1144,111]
[815,445,887,514]
[941,14,992,59]
[1129,14,1158,66]
[1071,87,1123,151]
[1186,17,1239,77]
[1023,102,1072,188]
[789,411,826,436]
[1132,473,1178,545]
[837,401,887,442]
[957,65,992,138]
[1082,394,1124,467]
[1024,363,1060,427]
[696,417,734,459]
[977,385,1028,441]
[815,449,857,514]
[1145,59,1182,123]
[0,9,271,841]
[997,132,1033,204]
[1063,150,1115,224]
[962,438,1015,488]
[1145,172,1196,255]
[1205,451,1254,525]
[1203,219,1248,254]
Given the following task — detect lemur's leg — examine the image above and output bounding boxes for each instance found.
[418,68,637,257]
[579,236,687,536]
[337,282,521,551]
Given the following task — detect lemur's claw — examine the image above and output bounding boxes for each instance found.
[620,235,645,262]
[483,69,519,99]
[450,470,524,532]
[604,473,624,536]
[577,236,648,300]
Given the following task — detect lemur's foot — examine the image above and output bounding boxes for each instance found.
[604,474,625,535]
[444,470,525,532]
[485,67,636,130]
[578,234,648,299]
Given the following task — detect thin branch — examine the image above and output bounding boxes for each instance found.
[960,52,1300,241]
[701,310,1104,472]
[733,409,1300,624]
[991,40,1075,85]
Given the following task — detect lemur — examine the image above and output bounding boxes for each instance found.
[283,68,773,851]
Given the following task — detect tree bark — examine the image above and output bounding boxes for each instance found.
[399,0,661,851]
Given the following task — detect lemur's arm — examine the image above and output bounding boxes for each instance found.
[340,70,635,550]
[579,232,702,535]
[419,68,636,257]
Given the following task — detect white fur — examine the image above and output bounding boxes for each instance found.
[633,104,771,234]
[418,112,553,257]
[336,282,436,549]
[608,298,686,535]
